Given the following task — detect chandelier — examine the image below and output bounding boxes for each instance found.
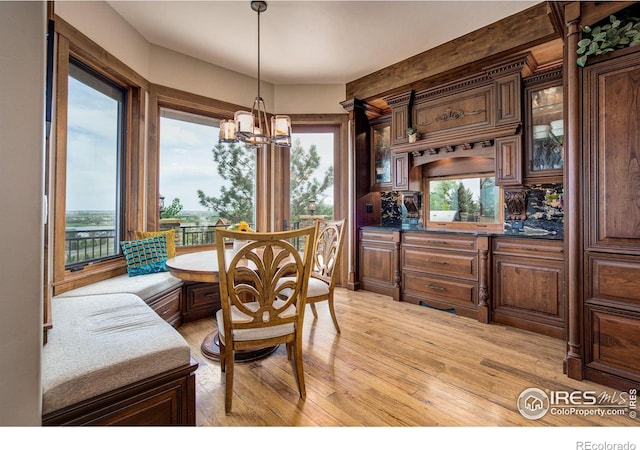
[219,1,291,148]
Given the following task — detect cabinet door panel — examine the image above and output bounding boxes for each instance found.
[585,54,640,253]
[588,254,640,307]
[495,135,522,186]
[495,258,563,316]
[360,243,394,285]
[493,253,564,338]
[585,303,640,383]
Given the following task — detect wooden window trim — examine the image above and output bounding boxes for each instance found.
[51,21,146,295]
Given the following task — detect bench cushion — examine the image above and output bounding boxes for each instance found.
[54,272,182,301]
[42,293,191,415]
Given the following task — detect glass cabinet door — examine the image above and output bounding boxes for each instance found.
[525,77,563,181]
[371,121,391,190]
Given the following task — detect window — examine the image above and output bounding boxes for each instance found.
[64,60,126,267]
[288,131,335,230]
[158,108,257,247]
[426,175,502,231]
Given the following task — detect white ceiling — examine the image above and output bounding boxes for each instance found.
[107,0,541,85]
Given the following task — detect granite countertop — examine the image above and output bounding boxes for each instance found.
[360,225,564,240]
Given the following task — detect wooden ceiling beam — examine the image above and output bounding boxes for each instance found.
[346,2,559,103]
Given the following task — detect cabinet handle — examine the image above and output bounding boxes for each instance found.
[205,293,218,297]
[429,260,447,265]
[429,240,447,245]
[427,284,445,291]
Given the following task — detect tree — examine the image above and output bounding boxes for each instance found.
[289,138,333,221]
[429,179,459,211]
[160,197,183,219]
[197,138,333,226]
[197,142,255,224]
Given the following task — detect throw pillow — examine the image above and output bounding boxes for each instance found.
[120,235,169,277]
[135,229,176,258]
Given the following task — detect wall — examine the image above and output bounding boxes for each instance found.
[0,1,45,425]
[55,1,346,113]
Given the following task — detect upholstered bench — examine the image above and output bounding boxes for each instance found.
[55,272,184,327]
[42,293,197,425]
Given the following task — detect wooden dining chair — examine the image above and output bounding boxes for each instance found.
[306,218,346,332]
[278,218,346,333]
[214,226,316,414]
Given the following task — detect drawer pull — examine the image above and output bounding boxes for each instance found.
[427,284,445,292]
[429,260,447,265]
[205,293,218,297]
[429,240,447,245]
[161,309,171,315]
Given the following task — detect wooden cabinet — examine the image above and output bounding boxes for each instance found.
[523,67,564,183]
[358,229,400,300]
[370,118,392,190]
[494,73,521,126]
[182,281,221,322]
[495,135,522,186]
[400,232,489,322]
[385,91,413,146]
[391,152,409,191]
[580,47,640,390]
[492,238,565,338]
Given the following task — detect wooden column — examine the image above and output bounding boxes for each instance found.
[564,1,584,380]
[477,236,490,324]
[340,98,369,289]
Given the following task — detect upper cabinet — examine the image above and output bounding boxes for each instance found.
[370,117,392,190]
[523,67,564,183]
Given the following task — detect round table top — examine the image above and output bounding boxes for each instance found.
[166,250,221,283]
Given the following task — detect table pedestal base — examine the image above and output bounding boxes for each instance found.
[201,331,279,362]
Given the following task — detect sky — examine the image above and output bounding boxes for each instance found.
[65,75,334,214]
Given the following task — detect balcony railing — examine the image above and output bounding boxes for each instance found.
[65,222,308,267]
[65,224,229,266]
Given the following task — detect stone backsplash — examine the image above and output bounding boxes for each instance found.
[505,183,564,235]
[379,183,564,235]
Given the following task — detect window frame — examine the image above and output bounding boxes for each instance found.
[64,57,127,269]
[51,25,147,296]
[147,84,263,253]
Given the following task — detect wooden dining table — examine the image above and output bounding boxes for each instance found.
[166,249,279,362]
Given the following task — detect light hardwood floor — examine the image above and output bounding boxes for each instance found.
[177,288,637,427]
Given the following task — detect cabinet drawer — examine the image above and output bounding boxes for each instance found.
[585,302,640,383]
[182,282,221,322]
[146,286,182,327]
[588,254,640,306]
[403,232,477,252]
[403,247,477,280]
[403,271,476,306]
[493,237,563,259]
[152,291,182,323]
[360,229,398,243]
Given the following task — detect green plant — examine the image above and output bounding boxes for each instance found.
[577,14,640,67]
[407,127,417,136]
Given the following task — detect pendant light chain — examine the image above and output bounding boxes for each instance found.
[218,1,292,148]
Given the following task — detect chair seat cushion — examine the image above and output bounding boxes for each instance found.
[216,299,295,342]
[278,276,329,298]
[42,293,191,415]
[54,272,183,301]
